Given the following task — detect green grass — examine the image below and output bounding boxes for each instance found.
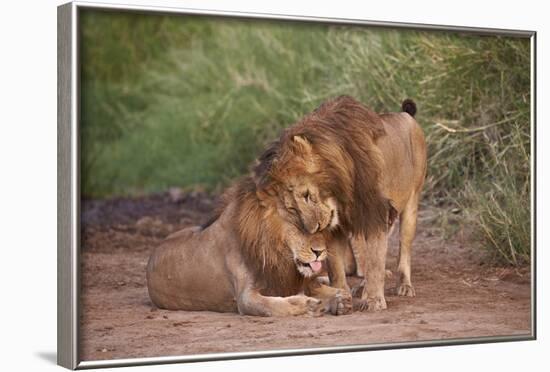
[80,10,532,265]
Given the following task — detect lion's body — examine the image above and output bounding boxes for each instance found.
[147,179,350,316]
[146,214,239,312]
[378,112,426,298]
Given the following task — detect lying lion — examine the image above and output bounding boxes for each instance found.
[147,176,351,317]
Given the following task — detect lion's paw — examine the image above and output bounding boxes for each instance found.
[353,296,387,312]
[367,296,387,311]
[305,297,325,317]
[397,284,416,297]
[327,290,353,316]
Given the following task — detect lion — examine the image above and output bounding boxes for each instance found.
[254,96,427,311]
[146,161,351,316]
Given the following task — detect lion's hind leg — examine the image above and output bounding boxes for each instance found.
[396,192,420,297]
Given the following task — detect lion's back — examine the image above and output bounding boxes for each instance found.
[378,112,427,210]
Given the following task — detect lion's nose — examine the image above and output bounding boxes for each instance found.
[311,247,324,258]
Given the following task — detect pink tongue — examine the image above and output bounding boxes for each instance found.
[309,261,322,272]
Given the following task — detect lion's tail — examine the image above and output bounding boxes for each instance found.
[401,99,417,117]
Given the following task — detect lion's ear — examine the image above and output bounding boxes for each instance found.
[292,135,313,154]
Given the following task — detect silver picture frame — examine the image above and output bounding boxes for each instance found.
[57,1,537,369]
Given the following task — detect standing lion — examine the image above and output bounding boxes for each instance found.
[254,96,427,311]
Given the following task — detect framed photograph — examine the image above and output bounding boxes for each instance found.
[57,1,536,369]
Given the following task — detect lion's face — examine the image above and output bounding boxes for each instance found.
[282,223,328,277]
[257,135,339,235]
[279,175,339,234]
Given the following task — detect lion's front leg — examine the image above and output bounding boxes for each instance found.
[237,289,324,317]
[226,244,324,317]
[356,231,388,312]
[307,280,352,316]
[326,235,351,292]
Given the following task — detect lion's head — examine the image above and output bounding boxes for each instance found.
[254,135,340,235]
[277,174,339,234]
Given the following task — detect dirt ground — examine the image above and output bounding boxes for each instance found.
[80,191,532,362]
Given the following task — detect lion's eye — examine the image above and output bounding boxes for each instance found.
[303,190,310,202]
[288,207,299,215]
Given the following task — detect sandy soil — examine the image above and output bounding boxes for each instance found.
[80,192,532,362]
